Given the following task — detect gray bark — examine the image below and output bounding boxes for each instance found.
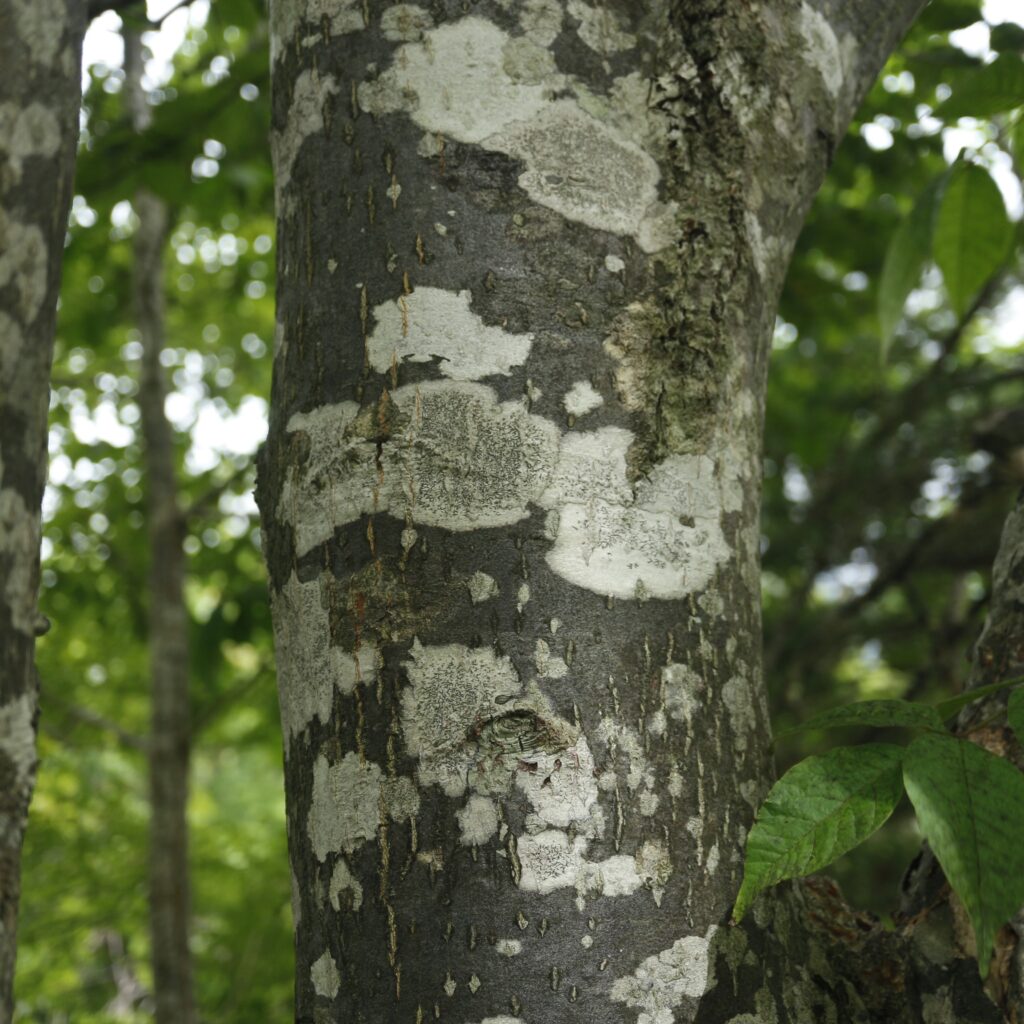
[125,28,198,1024]
[0,3,84,1018]
[255,2,1016,1022]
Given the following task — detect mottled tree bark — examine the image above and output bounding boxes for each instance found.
[125,28,198,1024]
[255,2,1016,1022]
[0,3,84,1018]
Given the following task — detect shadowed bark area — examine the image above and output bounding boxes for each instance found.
[253,2,1023,1021]
[125,27,198,1024]
[0,3,85,1016]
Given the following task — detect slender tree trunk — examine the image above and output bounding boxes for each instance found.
[257,2,1017,1021]
[0,4,84,1018]
[125,29,197,1024]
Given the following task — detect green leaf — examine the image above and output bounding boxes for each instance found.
[779,700,944,736]
[903,733,1024,975]
[940,54,1024,118]
[917,0,983,31]
[733,744,904,921]
[1007,689,1024,746]
[990,22,1024,53]
[878,178,942,349]
[934,675,1024,720]
[933,163,1012,317]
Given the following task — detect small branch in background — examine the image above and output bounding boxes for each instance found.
[44,696,148,752]
[183,464,252,523]
[87,0,193,27]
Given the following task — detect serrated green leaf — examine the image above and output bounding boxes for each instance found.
[733,744,904,921]
[1007,689,1024,745]
[780,700,944,736]
[941,54,1024,118]
[903,733,1024,976]
[934,163,1012,317]
[934,675,1024,720]
[878,177,942,350]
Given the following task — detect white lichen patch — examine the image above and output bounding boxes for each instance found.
[797,3,848,100]
[487,99,667,247]
[366,287,532,381]
[358,18,556,143]
[663,663,704,723]
[605,253,626,273]
[271,0,363,62]
[382,775,421,820]
[495,938,522,956]
[0,471,38,637]
[567,0,636,54]
[457,794,499,845]
[280,383,561,555]
[480,1018,526,1024]
[271,70,339,207]
[331,643,380,694]
[467,571,500,604]
[12,0,65,67]
[400,641,522,796]
[0,693,36,793]
[514,738,598,830]
[310,948,341,999]
[270,572,334,752]
[380,3,433,41]
[545,450,732,600]
[0,102,60,184]
[357,16,675,251]
[328,858,363,912]
[611,927,719,1021]
[722,675,758,754]
[582,854,643,897]
[0,212,47,323]
[563,380,604,419]
[635,839,673,905]
[596,717,654,794]
[519,0,563,45]
[517,829,589,893]
[307,752,383,861]
[533,638,568,680]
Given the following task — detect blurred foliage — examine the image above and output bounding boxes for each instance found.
[15,0,290,1019]
[767,0,1024,913]
[11,0,1024,1017]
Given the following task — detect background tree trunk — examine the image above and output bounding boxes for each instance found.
[125,27,198,1024]
[253,3,1008,1022]
[0,3,84,1017]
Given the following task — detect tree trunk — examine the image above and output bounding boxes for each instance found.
[0,3,84,1017]
[125,27,198,1024]
[257,3,1014,1021]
